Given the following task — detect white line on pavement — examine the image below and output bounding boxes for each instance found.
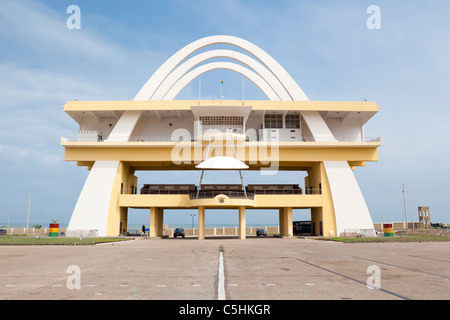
[218,251,225,300]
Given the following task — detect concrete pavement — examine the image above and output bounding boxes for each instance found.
[0,237,448,300]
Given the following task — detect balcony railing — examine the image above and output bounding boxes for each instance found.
[120,188,322,196]
[189,191,255,200]
[64,135,381,143]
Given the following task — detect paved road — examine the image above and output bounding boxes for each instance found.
[0,237,449,300]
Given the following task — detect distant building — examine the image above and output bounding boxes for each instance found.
[62,36,381,238]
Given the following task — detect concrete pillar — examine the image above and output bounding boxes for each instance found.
[198,207,205,240]
[279,208,285,236]
[157,208,164,237]
[280,207,293,238]
[286,207,293,237]
[239,207,246,240]
[149,207,164,237]
[311,207,323,236]
[149,207,158,238]
[119,207,128,235]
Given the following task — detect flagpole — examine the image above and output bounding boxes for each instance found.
[402,184,408,239]
[26,193,31,232]
[221,79,223,100]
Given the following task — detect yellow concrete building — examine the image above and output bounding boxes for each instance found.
[62,36,381,239]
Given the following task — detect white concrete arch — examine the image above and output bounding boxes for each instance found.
[152,49,291,101]
[163,61,279,101]
[134,35,309,101]
[111,35,335,143]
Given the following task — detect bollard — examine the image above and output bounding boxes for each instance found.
[49,223,59,238]
[383,223,394,237]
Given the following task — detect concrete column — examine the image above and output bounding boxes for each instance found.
[285,207,293,237]
[119,207,128,235]
[239,207,246,240]
[157,208,164,237]
[198,207,205,240]
[149,207,158,238]
[279,208,285,236]
[311,207,323,236]
[280,207,293,238]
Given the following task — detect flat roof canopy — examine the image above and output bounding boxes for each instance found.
[63,100,379,126]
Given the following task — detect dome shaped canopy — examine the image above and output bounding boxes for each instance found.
[195,156,249,170]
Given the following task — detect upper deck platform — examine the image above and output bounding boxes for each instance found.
[62,99,381,169]
[63,99,379,125]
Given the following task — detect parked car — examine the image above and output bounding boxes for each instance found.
[256,228,267,237]
[174,228,185,238]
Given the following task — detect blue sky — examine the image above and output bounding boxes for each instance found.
[0,0,449,227]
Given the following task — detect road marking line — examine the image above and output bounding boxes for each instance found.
[192,284,201,287]
[218,251,225,300]
[86,284,95,287]
[5,285,16,287]
[156,284,167,287]
[228,284,238,287]
[305,283,315,286]
[266,284,276,286]
[52,284,63,287]
[295,257,411,300]
[119,284,129,287]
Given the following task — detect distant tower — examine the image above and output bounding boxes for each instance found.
[418,206,431,229]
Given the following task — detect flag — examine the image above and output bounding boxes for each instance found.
[221,79,223,84]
